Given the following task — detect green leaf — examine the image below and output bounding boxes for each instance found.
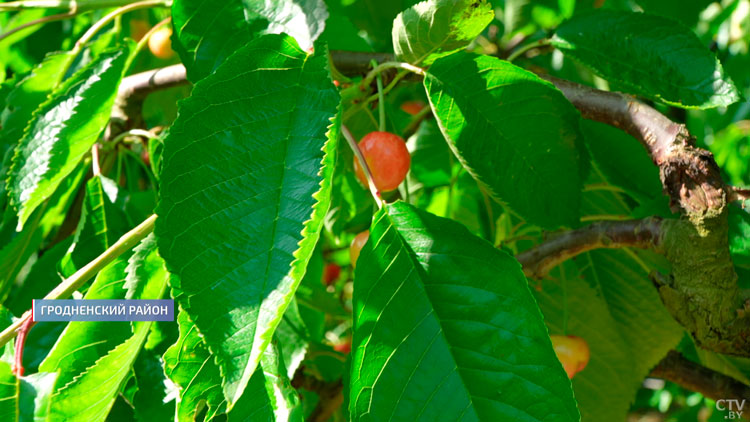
[0,360,58,421]
[275,298,311,378]
[39,258,134,388]
[155,34,339,407]
[0,362,17,420]
[710,122,750,187]
[166,309,298,422]
[550,10,740,109]
[407,119,454,188]
[129,351,175,422]
[47,318,151,422]
[351,201,579,421]
[532,172,684,420]
[535,250,684,421]
[0,51,74,158]
[45,234,168,422]
[172,0,328,82]
[260,343,303,422]
[533,262,634,422]
[317,12,372,52]
[580,120,662,203]
[19,371,58,421]
[333,0,421,51]
[0,163,86,299]
[6,238,71,317]
[392,0,494,65]
[229,342,303,422]
[163,309,227,421]
[634,0,713,27]
[59,175,129,278]
[424,52,585,229]
[728,204,750,268]
[7,47,129,230]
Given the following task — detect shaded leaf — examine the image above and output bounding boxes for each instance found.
[728,204,750,268]
[580,120,662,203]
[59,175,129,278]
[551,10,740,108]
[0,360,58,421]
[424,52,585,229]
[0,163,86,299]
[229,343,303,422]
[130,350,175,422]
[164,309,226,421]
[406,119,453,188]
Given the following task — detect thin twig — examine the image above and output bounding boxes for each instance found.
[72,0,168,56]
[0,0,153,11]
[728,186,750,203]
[651,350,750,419]
[0,9,79,44]
[360,61,425,90]
[0,214,157,349]
[506,38,551,62]
[516,218,664,279]
[91,144,101,176]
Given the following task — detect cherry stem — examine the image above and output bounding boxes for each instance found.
[70,0,168,59]
[341,125,383,209]
[360,61,425,90]
[13,316,36,377]
[371,60,386,132]
[0,8,79,44]
[91,143,101,176]
[506,38,550,62]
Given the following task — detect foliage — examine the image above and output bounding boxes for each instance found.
[0,0,748,421]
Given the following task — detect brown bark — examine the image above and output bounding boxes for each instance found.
[517,218,664,279]
[651,351,750,420]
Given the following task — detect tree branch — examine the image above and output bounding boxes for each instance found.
[291,370,344,422]
[517,218,664,279]
[116,52,750,355]
[651,351,750,419]
[728,186,750,203]
[541,76,728,219]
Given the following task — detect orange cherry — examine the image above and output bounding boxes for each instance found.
[353,131,411,192]
[349,231,369,269]
[149,26,174,60]
[550,335,590,378]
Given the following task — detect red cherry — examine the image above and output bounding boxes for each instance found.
[322,263,341,285]
[349,231,369,269]
[333,339,351,354]
[400,100,426,116]
[353,131,411,192]
[550,335,590,378]
[141,150,151,167]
